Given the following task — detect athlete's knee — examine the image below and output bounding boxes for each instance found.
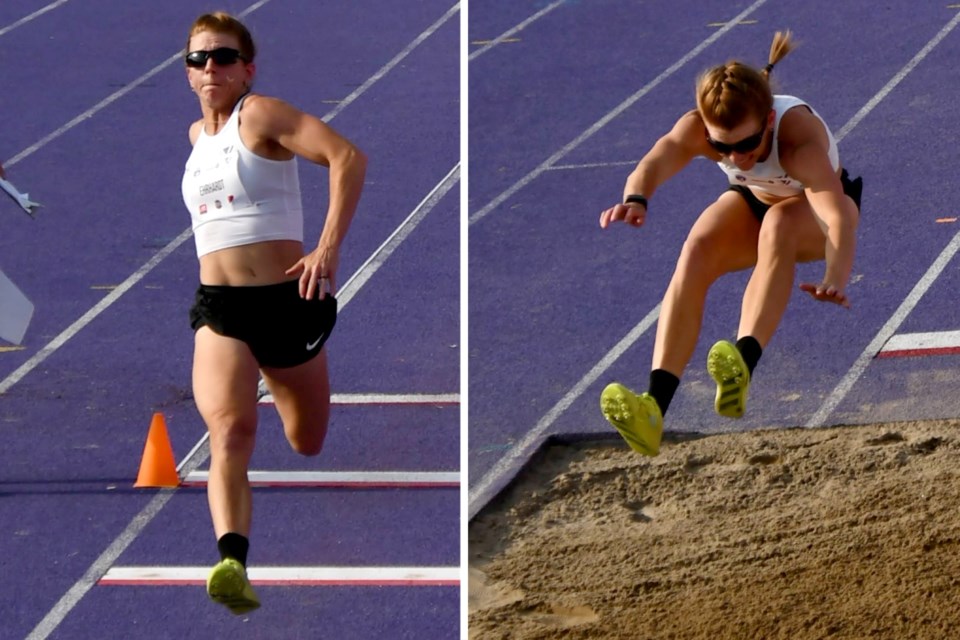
[677,231,729,283]
[293,439,324,457]
[757,208,799,253]
[284,415,328,457]
[287,427,326,457]
[205,410,257,457]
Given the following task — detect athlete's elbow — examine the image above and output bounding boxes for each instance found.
[351,146,368,177]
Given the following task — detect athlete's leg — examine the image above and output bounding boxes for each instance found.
[737,197,840,346]
[260,348,331,456]
[652,191,761,376]
[192,327,260,539]
[601,192,760,453]
[708,196,845,420]
[193,326,261,614]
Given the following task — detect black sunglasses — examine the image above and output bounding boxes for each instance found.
[185,47,246,69]
[706,127,766,155]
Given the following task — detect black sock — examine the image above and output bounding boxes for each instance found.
[735,336,763,376]
[648,369,680,416]
[217,533,250,567]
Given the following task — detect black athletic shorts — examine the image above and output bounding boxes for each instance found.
[728,168,863,221]
[189,279,337,369]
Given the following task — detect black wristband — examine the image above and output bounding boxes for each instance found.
[624,194,648,208]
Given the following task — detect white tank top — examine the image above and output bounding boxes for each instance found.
[717,95,840,198]
[182,95,303,257]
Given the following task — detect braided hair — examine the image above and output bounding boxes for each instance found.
[695,30,796,129]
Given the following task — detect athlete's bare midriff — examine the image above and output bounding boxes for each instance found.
[198,239,304,286]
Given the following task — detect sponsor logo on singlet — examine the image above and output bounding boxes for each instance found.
[199,179,224,196]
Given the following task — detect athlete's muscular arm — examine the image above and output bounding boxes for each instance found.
[600,110,712,229]
[779,107,858,308]
[240,95,367,300]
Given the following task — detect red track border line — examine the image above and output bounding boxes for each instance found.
[876,330,960,359]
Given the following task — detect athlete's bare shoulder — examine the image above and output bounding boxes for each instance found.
[188,119,204,146]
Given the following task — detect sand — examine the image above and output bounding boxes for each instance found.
[469,420,960,639]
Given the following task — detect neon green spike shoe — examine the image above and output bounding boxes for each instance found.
[706,340,751,418]
[600,383,663,456]
[207,558,261,615]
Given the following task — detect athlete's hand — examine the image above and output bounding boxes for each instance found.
[286,244,339,300]
[599,203,646,229]
[799,281,850,308]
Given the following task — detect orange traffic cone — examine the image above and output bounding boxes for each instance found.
[134,412,180,488]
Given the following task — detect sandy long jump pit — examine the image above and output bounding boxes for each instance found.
[469,419,960,639]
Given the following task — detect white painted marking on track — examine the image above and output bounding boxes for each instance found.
[470,7,960,518]
[0,0,69,38]
[259,392,459,405]
[0,226,195,395]
[325,2,460,122]
[181,470,460,488]
[546,160,640,171]
[1,1,454,169]
[802,9,960,426]
[22,1,456,637]
[4,51,184,170]
[24,432,211,640]
[5,0,272,169]
[468,304,661,519]
[468,0,771,225]
[337,164,459,308]
[806,229,960,428]
[468,0,564,62]
[833,10,960,144]
[880,330,960,355]
[99,566,460,586]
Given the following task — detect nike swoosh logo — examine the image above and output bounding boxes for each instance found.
[306,334,326,351]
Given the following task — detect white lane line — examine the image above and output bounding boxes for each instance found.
[24,435,211,640]
[467,0,770,225]
[326,2,460,121]
[802,9,960,427]
[259,392,460,405]
[0,0,69,38]
[806,229,960,428]
[4,49,185,169]
[878,330,960,358]
[2,0,445,169]
[22,2,454,637]
[547,160,640,171]
[99,566,460,586]
[834,10,960,143]
[468,304,661,519]
[181,470,460,488]
[469,8,960,517]
[336,164,459,308]
[468,0,564,61]
[0,226,194,395]
[3,0,272,170]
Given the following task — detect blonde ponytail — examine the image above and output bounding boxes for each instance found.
[762,30,796,79]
